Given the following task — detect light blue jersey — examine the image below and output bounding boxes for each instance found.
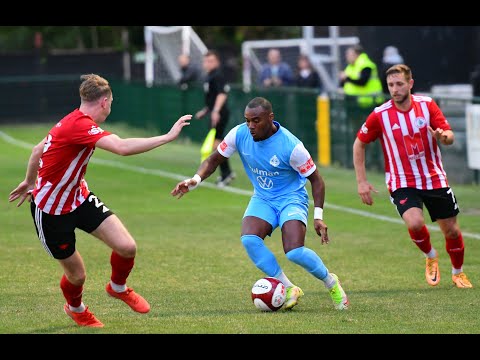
[220,121,315,203]
[219,121,316,230]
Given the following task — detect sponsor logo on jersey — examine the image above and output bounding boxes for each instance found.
[361,123,368,134]
[220,140,228,151]
[88,126,105,135]
[297,157,314,174]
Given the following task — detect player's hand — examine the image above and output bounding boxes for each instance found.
[314,219,329,244]
[428,126,452,145]
[8,181,33,207]
[170,177,199,199]
[357,180,378,205]
[168,114,192,140]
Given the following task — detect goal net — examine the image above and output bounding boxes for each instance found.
[144,26,208,87]
[242,27,359,93]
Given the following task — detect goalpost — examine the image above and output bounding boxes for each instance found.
[144,26,208,87]
[242,26,359,93]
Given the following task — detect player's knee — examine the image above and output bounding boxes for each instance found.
[444,226,461,240]
[241,234,263,253]
[407,221,425,233]
[63,271,87,286]
[115,243,137,258]
[285,246,304,264]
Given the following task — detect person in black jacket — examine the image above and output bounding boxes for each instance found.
[195,50,235,187]
[294,54,322,91]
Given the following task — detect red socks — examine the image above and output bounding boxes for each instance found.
[110,251,134,286]
[60,274,83,308]
[446,232,464,270]
[409,225,465,270]
[408,225,432,254]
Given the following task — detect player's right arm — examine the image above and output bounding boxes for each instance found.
[8,136,46,207]
[171,125,238,199]
[353,137,378,205]
[96,114,191,156]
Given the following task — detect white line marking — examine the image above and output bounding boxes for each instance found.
[2,130,479,240]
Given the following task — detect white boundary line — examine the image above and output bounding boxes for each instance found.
[2,130,479,240]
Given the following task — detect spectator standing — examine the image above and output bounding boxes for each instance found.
[258,48,294,87]
[470,64,480,103]
[294,54,322,91]
[339,44,385,169]
[380,46,404,94]
[177,53,202,90]
[339,44,384,109]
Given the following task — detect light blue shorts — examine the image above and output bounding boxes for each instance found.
[243,195,308,234]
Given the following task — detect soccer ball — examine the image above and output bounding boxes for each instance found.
[251,277,286,312]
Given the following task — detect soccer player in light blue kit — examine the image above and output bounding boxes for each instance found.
[171,97,349,310]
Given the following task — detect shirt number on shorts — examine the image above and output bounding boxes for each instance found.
[446,188,458,210]
[88,194,110,213]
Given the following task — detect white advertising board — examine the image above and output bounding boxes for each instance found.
[465,104,480,170]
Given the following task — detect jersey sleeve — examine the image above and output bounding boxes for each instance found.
[70,116,112,147]
[217,125,238,158]
[289,143,316,177]
[429,99,452,131]
[356,111,382,143]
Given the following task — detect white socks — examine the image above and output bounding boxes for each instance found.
[110,281,127,293]
[276,272,294,288]
[69,303,86,313]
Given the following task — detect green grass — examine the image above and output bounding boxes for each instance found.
[1,123,480,334]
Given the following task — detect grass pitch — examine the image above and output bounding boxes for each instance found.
[1,123,479,335]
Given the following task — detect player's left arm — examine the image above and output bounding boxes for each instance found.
[307,168,329,244]
[96,114,191,155]
[290,143,329,243]
[427,100,454,145]
[428,126,454,146]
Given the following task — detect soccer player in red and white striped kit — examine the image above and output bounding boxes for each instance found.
[353,64,473,289]
[9,74,192,327]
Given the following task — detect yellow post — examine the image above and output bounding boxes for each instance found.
[317,94,331,166]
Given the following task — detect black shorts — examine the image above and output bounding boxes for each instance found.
[390,187,460,222]
[30,192,114,260]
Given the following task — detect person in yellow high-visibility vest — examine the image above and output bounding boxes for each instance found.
[339,44,384,108]
[339,44,385,170]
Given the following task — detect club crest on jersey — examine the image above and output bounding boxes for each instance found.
[269,155,280,167]
[88,125,105,135]
[415,117,427,129]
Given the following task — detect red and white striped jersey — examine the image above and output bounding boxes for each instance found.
[357,94,451,193]
[32,109,111,215]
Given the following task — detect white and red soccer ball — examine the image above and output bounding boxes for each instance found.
[251,277,286,311]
